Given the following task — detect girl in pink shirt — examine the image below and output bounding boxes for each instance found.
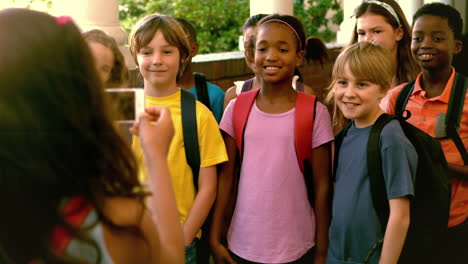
[210,14,334,264]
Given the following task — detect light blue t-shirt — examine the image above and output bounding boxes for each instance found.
[188,82,225,123]
[327,120,417,264]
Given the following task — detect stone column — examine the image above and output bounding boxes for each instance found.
[424,0,452,4]
[250,0,293,16]
[396,0,423,26]
[51,0,136,70]
[336,0,361,44]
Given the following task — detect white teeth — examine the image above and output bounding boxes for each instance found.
[420,54,433,59]
[265,66,280,70]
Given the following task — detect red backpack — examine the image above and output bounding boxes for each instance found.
[50,196,94,254]
[232,88,317,204]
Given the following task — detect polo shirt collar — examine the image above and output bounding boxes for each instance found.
[413,67,456,103]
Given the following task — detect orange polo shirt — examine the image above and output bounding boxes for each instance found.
[386,68,468,227]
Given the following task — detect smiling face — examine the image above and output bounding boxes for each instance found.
[356,13,403,57]
[411,15,462,72]
[335,63,386,128]
[89,42,114,85]
[136,30,180,89]
[254,23,303,86]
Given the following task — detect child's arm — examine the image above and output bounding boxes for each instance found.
[131,106,185,264]
[311,142,332,264]
[210,132,237,264]
[223,86,237,110]
[448,164,468,179]
[379,197,410,264]
[182,166,217,245]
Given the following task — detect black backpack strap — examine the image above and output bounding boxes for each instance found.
[241,78,254,93]
[181,89,200,190]
[194,72,211,111]
[395,81,416,119]
[332,121,352,182]
[367,113,395,231]
[446,73,468,165]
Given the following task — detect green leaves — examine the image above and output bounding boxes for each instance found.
[294,0,343,43]
[119,0,249,54]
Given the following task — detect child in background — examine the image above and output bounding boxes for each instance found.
[328,42,417,264]
[83,29,129,87]
[0,8,183,264]
[328,0,419,133]
[223,14,325,109]
[385,3,467,263]
[176,17,225,123]
[129,13,228,264]
[349,0,418,87]
[211,14,333,264]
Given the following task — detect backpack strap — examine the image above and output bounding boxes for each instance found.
[295,92,316,205]
[181,89,201,190]
[332,121,352,182]
[446,73,468,165]
[233,88,260,158]
[367,113,395,231]
[50,196,94,255]
[194,72,211,111]
[241,78,254,93]
[395,81,416,119]
[295,92,316,172]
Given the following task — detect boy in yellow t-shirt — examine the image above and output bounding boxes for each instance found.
[129,14,228,264]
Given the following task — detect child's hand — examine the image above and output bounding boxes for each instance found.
[130,106,174,156]
[211,242,237,264]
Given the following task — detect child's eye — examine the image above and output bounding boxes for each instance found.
[433,37,445,42]
[357,32,365,36]
[140,50,151,56]
[412,37,423,42]
[163,50,173,54]
[357,82,369,88]
[337,80,347,86]
[279,48,289,53]
[257,47,267,52]
[372,30,381,34]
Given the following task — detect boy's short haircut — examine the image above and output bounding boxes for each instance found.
[413,3,463,41]
[128,14,191,81]
[332,42,394,91]
[175,17,197,45]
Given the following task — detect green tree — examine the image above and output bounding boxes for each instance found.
[294,0,343,43]
[119,0,249,54]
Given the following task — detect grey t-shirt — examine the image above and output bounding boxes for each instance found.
[327,120,417,264]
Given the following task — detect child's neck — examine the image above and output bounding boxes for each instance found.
[256,78,297,114]
[178,65,195,90]
[420,66,453,99]
[354,108,384,128]
[144,81,179,97]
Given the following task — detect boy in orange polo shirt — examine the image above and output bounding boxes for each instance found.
[385,3,466,263]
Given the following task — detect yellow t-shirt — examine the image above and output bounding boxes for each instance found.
[133,90,228,229]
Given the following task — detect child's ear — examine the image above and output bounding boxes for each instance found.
[191,43,199,57]
[296,50,304,67]
[454,39,463,55]
[395,25,404,42]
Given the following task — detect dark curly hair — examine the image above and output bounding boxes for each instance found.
[413,2,463,41]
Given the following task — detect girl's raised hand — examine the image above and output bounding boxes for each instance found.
[130,106,174,156]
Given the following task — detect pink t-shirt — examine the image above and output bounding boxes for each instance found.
[220,99,334,263]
